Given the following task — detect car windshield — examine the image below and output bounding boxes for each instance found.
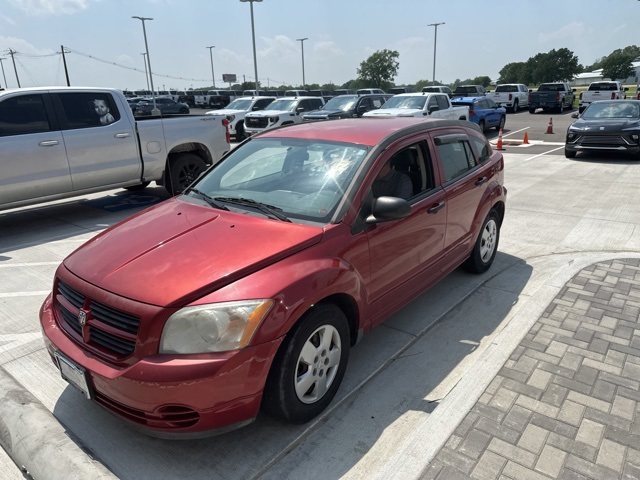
[322,96,358,111]
[381,96,426,109]
[191,138,369,224]
[582,102,640,119]
[264,99,298,111]
[226,99,255,110]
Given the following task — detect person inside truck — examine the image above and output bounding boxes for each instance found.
[94,99,115,125]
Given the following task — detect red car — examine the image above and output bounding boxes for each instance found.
[40,117,506,436]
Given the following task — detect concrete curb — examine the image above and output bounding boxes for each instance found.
[0,366,116,480]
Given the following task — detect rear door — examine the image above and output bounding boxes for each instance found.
[52,91,140,191]
[0,92,71,206]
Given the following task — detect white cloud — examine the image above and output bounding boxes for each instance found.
[8,0,90,15]
[538,22,586,44]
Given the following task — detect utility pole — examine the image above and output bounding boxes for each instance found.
[0,58,7,89]
[296,37,308,89]
[60,45,70,86]
[206,45,216,88]
[428,22,445,84]
[7,49,20,88]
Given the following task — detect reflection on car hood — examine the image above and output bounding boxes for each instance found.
[304,109,348,117]
[363,108,423,117]
[63,198,323,306]
[246,110,292,118]
[569,118,640,131]
[207,109,247,116]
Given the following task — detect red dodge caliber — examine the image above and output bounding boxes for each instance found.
[40,117,506,437]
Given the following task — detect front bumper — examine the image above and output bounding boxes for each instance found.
[565,133,640,155]
[40,293,283,437]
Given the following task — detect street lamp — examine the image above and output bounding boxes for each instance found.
[206,45,216,88]
[0,58,7,89]
[296,37,308,89]
[132,16,159,115]
[141,53,150,92]
[240,0,262,92]
[428,22,445,84]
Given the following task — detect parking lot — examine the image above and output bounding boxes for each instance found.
[2,110,640,480]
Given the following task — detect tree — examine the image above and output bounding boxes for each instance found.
[498,62,527,84]
[471,76,492,87]
[496,48,581,85]
[601,50,635,81]
[356,49,400,90]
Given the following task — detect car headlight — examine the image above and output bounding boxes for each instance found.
[160,299,274,354]
[227,114,235,122]
[270,116,279,123]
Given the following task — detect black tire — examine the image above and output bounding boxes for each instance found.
[235,121,246,141]
[179,107,189,114]
[478,119,486,133]
[511,99,519,113]
[495,115,506,131]
[125,182,150,191]
[558,102,565,113]
[463,210,500,274]
[529,108,536,114]
[564,148,576,158]
[262,303,350,424]
[166,153,206,195]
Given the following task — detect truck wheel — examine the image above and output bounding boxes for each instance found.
[529,108,536,114]
[478,119,486,133]
[558,102,564,113]
[511,99,519,113]
[166,153,207,195]
[463,209,500,274]
[235,122,246,141]
[179,107,189,114]
[495,116,505,131]
[262,303,350,424]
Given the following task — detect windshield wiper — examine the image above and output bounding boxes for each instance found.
[215,197,291,222]
[187,188,229,210]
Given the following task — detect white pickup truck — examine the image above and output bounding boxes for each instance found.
[489,83,531,112]
[0,86,230,212]
[243,96,325,136]
[362,92,468,120]
[579,81,628,112]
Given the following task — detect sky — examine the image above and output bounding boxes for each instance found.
[1,0,639,92]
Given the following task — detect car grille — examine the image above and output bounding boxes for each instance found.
[579,134,627,146]
[245,117,269,129]
[55,280,139,358]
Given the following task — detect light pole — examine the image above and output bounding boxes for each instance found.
[428,22,445,84]
[240,0,262,92]
[132,16,159,115]
[141,53,150,92]
[0,58,7,89]
[206,45,216,88]
[296,37,308,89]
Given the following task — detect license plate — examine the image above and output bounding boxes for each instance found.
[55,351,92,399]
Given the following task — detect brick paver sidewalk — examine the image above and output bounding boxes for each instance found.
[422,259,640,480]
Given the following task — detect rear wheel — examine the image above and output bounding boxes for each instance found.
[529,108,536,114]
[463,210,500,274]
[179,107,189,114]
[478,119,486,133]
[495,115,506,131]
[235,121,246,141]
[262,303,350,424]
[511,99,519,113]
[558,102,565,113]
[166,153,207,195]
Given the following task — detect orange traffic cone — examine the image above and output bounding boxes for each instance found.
[523,131,529,144]
[496,128,505,150]
[545,117,554,134]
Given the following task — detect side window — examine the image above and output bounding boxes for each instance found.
[471,137,491,163]
[436,95,449,110]
[360,98,373,110]
[436,139,477,182]
[57,92,120,129]
[372,97,383,108]
[255,99,272,109]
[372,142,435,200]
[0,94,52,137]
[427,96,439,111]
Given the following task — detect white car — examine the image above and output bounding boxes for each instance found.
[205,96,276,140]
[362,92,468,120]
[244,96,325,135]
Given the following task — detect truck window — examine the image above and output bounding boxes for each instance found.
[0,94,52,137]
[56,93,120,129]
[436,95,449,110]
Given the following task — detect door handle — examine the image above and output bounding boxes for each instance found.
[428,202,445,214]
[38,140,60,146]
[114,133,131,138]
[475,176,488,186]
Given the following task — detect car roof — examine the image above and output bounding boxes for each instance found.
[255,117,476,147]
[452,96,485,102]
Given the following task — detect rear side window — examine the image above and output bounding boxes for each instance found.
[0,94,52,136]
[56,93,120,129]
[435,136,477,182]
[436,95,449,109]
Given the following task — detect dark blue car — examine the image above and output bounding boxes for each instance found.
[451,96,506,132]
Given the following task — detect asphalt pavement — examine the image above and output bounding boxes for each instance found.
[1,111,639,479]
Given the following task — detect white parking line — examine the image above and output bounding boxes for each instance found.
[0,292,50,298]
[0,262,60,268]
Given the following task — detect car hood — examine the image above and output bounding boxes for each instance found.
[569,118,640,132]
[63,198,323,307]
[246,110,291,118]
[206,108,247,116]
[304,109,349,118]
[363,108,424,117]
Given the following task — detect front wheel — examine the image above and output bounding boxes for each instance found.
[478,119,486,133]
[495,115,506,131]
[529,108,536,114]
[463,210,500,274]
[262,303,350,424]
[564,148,576,158]
[166,153,207,195]
[511,99,519,113]
[179,107,189,114]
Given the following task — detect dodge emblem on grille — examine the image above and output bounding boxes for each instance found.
[78,310,87,326]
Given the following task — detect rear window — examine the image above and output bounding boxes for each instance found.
[588,83,618,91]
[495,85,517,93]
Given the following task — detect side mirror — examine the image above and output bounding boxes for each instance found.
[428,105,440,114]
[366,196,411,224]
[571,112,579,118]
